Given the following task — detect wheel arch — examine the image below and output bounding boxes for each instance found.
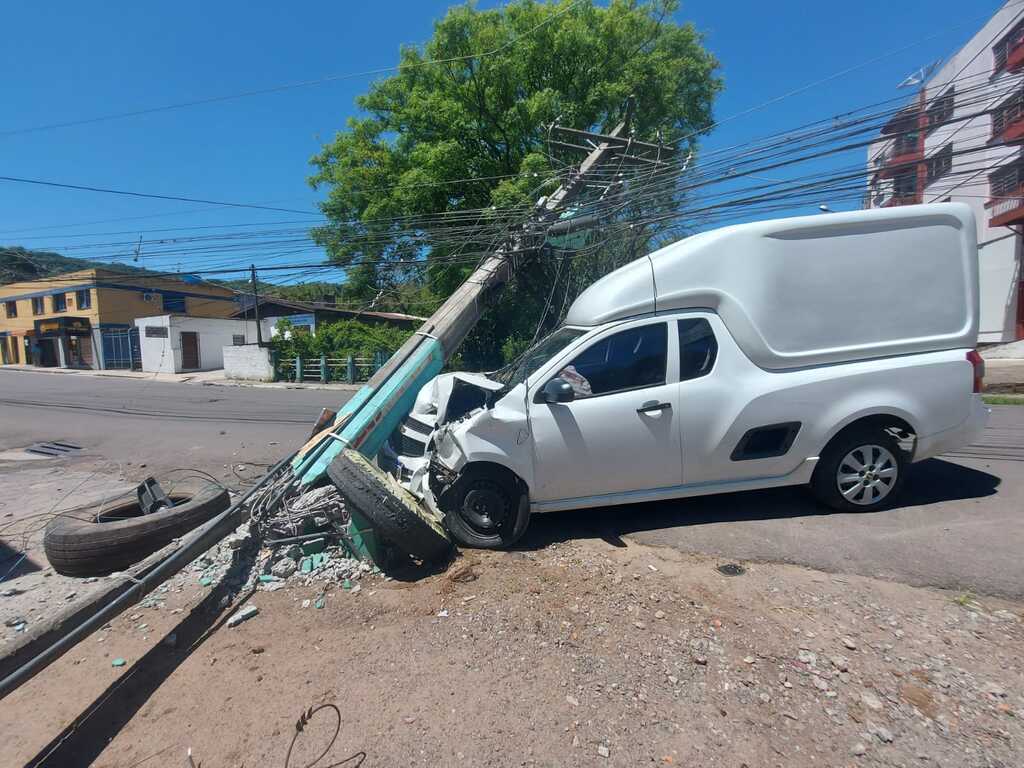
[458,460,530,497]
[818,411,919,461]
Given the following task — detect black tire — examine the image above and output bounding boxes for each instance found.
[44,478,230,577]
[327,449,452,562]
[811,427,907,512]
[439,465,530,549]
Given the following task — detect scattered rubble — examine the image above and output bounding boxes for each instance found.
[5,534,1024,768]
[174,484,377,606]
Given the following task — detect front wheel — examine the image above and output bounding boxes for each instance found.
[440,466,530,549]
[811,428,907,512]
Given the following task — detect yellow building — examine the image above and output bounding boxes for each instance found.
[0,268,238,370]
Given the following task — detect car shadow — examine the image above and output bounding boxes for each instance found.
[519,458,1002,550]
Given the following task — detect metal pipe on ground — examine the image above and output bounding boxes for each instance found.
[0,452,295,701]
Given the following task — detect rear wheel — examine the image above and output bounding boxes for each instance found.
[441,466,530,549]
[811,428,906,512]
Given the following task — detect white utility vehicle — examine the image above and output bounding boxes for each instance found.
[391,203,990,548]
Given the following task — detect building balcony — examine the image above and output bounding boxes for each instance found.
[877,148,924,179]
[881,194,920,208]
[880,107,919,136]
[987,189,1024,227]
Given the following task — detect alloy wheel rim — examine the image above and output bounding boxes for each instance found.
[836,444,898,506]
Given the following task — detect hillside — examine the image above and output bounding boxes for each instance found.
[0,247,149,285]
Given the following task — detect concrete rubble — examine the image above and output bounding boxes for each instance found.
[173,484,377,610]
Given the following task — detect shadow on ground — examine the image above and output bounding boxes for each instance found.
[519,458,1001,550]
[0,540,41,581]
[25,554,259,767]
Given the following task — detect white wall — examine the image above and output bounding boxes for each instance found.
[135,315,258,373]
[223,344,275,381]
[867,0,1024,342]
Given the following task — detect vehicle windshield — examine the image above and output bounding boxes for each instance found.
[492,326,587,389]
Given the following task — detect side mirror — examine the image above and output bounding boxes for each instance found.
[536,377,575,404]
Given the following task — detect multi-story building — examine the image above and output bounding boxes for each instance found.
[866,0,1024,342]
[0,268,238,370]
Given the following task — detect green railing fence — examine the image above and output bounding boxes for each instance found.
[274,351,388,384]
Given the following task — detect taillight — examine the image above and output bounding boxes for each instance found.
[966,350,985,393]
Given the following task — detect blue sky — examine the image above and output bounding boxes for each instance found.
[0,0,1010,281]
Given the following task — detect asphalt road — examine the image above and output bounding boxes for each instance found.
[526,405,1024,599]
[0,369,352,479]
[2,369,1022,597]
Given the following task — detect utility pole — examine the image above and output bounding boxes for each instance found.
[250,264,263,346]
[295,99,675,483]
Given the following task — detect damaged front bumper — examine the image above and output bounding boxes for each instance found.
[388,371,519,514]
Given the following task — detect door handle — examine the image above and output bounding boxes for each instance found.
[637,401,671,414]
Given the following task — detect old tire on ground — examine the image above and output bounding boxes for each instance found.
[43,478,230,577]
[440,465,530,550]
[327,449,452,562]
[811,427,907,513]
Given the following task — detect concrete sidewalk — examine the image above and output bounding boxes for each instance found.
[985,358,1024,393]
[0,364,362,391]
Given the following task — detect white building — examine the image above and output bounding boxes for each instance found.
[135,315,260,373]
[866,1,1024,343]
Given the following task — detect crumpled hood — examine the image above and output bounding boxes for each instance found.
[412,371,505,425]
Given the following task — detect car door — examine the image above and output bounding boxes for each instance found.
[528,319,681,503]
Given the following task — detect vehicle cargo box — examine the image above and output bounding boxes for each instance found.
[565,203,979,370]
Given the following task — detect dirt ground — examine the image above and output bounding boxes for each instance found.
[3,534,1022,768]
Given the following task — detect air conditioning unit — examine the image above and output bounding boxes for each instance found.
[142,293,157,302]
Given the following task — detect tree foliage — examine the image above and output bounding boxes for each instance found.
[309,0,720,367]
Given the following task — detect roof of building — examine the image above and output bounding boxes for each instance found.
[0,267,235,300]
[233,295,426,324]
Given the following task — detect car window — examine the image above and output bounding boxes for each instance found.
[557,323,667,398]
[678,318,717,381]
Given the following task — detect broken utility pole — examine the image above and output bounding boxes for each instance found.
[293,99,673,486]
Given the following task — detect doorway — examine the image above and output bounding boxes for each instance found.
[37,339,59,367]
[180,331,200,370]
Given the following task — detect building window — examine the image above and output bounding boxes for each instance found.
[893,170,918,201]
[927,144,953,184]
[994,19,1024,73]
[51,293,67,312]
[232,334,246,345]
[891,130,920,158]
[75,289,91,309]
[926,87,954,134]
[31,297,45,315]
[992,89,1024,140]
[991,160,1024,199]
[4,301,16,318]
[162,295,186,313]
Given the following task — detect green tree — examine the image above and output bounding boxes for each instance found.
[309,0,721,368]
